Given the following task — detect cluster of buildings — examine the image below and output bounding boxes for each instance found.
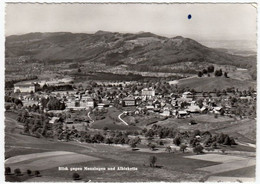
[12,79,256,120]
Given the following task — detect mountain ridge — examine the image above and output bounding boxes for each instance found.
[5,31,256,71]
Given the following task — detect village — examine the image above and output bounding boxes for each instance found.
[5,76,256,129]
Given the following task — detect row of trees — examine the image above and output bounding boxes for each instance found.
[5,167,40,177]
[197,66,229,78]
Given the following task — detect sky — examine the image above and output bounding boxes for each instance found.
[5,3,257,41]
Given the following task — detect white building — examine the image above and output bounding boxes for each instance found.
[182,92,193,99]
[141,87,155,97]
[14,83,36,93]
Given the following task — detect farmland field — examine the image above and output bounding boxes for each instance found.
[5,110,256,182]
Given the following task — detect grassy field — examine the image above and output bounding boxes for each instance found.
[153,114,256,144]
[90,107,140,131]
[213,165,255,178]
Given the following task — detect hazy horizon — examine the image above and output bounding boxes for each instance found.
[6,3,257,42]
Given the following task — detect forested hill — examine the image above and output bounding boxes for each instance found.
[6,31,256,71]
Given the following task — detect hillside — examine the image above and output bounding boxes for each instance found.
[6,31,256,71]
[177,76,256,91]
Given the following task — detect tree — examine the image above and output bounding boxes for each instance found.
[27,169,32,176]
[211,142,217,149]
[5,104,11,111]
[202,69,208,74]
[147,143,156,151]
[35,170,41,177]
[14,168,21,176]
[149,156,157,167]
[224,72,228,78]
[72,172,81,180]
[193,145,204,154]
[5,167,11,175]
[221,148,226,154]
[198,71,203,77]
[129,138,141,150]
[193,130,201,137]
[173,136,181,146]
[180,144,188,153]
[215,69,223,77]
[207,65,215,73]
[165,146,172,153]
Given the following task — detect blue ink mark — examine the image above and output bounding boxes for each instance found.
[188,14,192,19]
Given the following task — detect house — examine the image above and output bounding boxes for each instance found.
[213,107,223,114]
[49,117,61,124]
[187,104,201,113]
[14,82,36,93]
[146,105,155,110]
[200,106,208,113]
[97,103,105,109]
[161,108,171,117]
[22,95,39,107]
[177,111,189,118]
[65,118,74,124]
[122,96,136,106]
[182,92,193,99]
[141,87,155,98]
[135,97,142,105]
[153,100,161,109]
[81,96,95,108]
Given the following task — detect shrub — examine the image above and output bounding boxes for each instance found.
[14,168,21,176]
[72,172,80,180]
[5,167,11,175]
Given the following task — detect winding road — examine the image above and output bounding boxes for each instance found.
[87,111,94,123]
[118,112,129,126]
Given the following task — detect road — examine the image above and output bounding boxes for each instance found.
[87,111,94,123]
[118,112,129,126]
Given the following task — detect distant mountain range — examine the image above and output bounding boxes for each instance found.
[5,31,256,71]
